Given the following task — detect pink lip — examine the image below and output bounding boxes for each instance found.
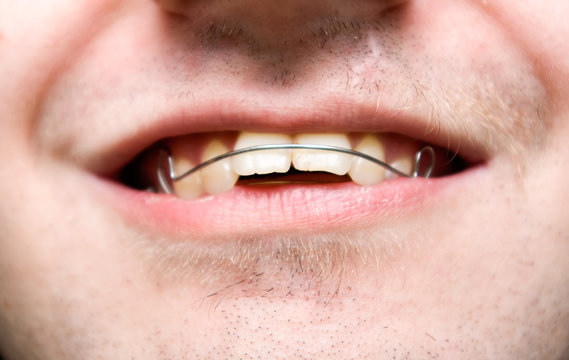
[93,166,479,239]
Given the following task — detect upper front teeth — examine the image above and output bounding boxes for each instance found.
[292,133,352,176]
[232,132,292,176]
[166,132,411,199]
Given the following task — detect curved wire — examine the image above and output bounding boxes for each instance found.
[157,144,436,194]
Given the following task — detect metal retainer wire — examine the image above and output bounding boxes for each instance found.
[157,144,436,195]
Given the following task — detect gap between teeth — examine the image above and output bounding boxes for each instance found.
[170,132,414,200]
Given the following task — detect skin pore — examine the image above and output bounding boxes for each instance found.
[0,0,569,359]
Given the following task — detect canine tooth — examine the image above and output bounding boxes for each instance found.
[349,134,386,186]
[172,158,204,200]
[385,157,413,179]
[200,140,238,195]
[231,132,292,176]
[293,133,352,175]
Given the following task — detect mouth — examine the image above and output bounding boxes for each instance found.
[88,96,482,238]
[121,131,464,198]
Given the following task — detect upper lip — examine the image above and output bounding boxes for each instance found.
[88,92,486,178]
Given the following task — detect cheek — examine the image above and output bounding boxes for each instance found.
[390,155,569,335]
[477,0,569,107]
[0,158,148,357]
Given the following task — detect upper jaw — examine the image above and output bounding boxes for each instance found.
[88,93,486,178]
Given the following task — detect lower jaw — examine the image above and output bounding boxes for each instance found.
[94,164,483,240]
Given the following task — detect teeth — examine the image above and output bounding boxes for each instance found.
[231,132,292,176]
[292,133,352,175]
[161,132,422,199]
[172,158,205,200]
[199,140,239,195]
[348,134,386,186]
[385,157,413,179]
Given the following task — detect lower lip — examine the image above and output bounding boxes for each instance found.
[93,167,478,240]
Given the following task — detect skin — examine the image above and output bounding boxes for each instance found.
[1,0,569,359]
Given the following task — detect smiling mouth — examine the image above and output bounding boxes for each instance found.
[83,85,487,238]
[119,131,468,200]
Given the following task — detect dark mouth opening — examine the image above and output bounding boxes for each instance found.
[237,168,352,185]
